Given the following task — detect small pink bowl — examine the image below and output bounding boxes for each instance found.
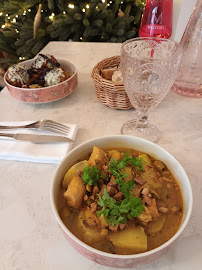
[50,135,193,268]
[4,58,78,103]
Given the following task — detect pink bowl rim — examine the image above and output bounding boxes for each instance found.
[4,58,77,91]
[50,135,193,260]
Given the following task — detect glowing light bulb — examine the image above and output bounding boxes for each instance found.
[0,12,3,16]
[86,4,90,9]
[82,8,85,13]
[12,18,16,23]
[68,4,74,9]
[49,13,55,20]
[63,11,66,14]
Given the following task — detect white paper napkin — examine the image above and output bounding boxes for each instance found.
[0,121,78,164]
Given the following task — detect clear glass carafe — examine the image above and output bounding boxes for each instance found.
[172,0,202,97]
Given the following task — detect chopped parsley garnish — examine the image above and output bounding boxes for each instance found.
[97,188,145,226]
[107,152,143,197]
[82,152,145,226]
[82,165,100,186]
[109,152,143,173]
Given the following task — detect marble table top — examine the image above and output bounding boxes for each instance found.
[0,41,201,270]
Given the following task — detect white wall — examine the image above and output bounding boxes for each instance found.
[172,0,197,42]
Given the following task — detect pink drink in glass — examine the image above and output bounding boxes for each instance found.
[139,0,173,39]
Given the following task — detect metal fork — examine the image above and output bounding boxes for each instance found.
[0,120,71,136]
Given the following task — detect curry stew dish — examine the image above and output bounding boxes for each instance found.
[57,146,183,255]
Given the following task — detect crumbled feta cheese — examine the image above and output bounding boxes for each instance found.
[8,64,29,85]
[44,68,65,86]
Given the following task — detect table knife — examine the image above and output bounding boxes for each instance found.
[0,133,73,143]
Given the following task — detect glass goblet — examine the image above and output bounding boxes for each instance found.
[120,37,182,142]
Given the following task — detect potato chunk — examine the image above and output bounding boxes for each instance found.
[77,211,105,244]
[88,146,109,170]
[63,175,86,208]
[147,214,167,235]
[109,225,147,254]
[138,154,162,189]
[63,160,88,189]
[108,150,122,161]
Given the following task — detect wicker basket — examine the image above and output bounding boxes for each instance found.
[91,55,133,110]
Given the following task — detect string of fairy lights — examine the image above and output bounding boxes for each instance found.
[0,0,126,29]
[0,0,145,59]
[0,0,145,29]
[0,0,134,28]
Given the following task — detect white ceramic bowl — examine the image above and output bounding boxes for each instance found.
[50,135,193,268]
[4,58,78,103]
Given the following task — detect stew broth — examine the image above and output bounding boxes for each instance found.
[57,147,183,255]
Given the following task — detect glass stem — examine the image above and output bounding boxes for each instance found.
[136,111,149,129]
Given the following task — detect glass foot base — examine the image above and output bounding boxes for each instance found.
[121,119,160,143]
[172,84,202,98]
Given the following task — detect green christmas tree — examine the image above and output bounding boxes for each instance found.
[0,0,145,64]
